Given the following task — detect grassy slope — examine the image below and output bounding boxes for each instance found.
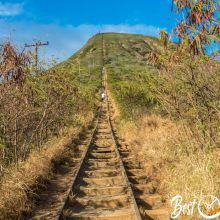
[52,32,161,120]
[54,32,161,119]
[100,33,220,212]
[53,33,104,110]
[103,33,161,120]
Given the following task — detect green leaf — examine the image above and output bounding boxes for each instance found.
[0,143,6,149]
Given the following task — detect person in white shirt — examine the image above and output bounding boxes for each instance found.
[101,92,106,101]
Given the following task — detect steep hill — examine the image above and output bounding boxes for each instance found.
[33,33,172,220]
[55,33,162,119]
[1,33,219,220]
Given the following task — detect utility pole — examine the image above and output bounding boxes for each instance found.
[25,41,49,68]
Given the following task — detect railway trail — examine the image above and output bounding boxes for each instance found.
[31,100,142,220]
[59,102,141,220]
[31,68,170,220]
[31,98,170,220]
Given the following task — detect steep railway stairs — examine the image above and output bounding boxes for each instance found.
[31,91,170,220]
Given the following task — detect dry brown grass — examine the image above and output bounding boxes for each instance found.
[0,113,93,219]
[116,114,220,218]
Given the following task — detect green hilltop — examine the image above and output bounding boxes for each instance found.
[54,33,162,119]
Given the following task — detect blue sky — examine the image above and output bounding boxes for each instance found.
[0,0,177,61]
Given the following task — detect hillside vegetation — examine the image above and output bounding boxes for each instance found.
[104,33,161,119]
[101,33,219,217]
[0,32,219,218]
[0,37,103,217]
[0,37,103,173]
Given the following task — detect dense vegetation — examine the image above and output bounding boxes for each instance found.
[102,30,220,150]
[100,0,220,211]
[0,35,103,174]
[151,0,220,149]
[104,33,161,119]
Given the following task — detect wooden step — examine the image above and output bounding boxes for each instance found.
[145,208,170,220]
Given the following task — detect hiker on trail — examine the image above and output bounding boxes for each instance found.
[101,92,106,102]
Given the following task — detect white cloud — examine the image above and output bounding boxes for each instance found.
[0,21,164,62]
[0,2,23,16]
